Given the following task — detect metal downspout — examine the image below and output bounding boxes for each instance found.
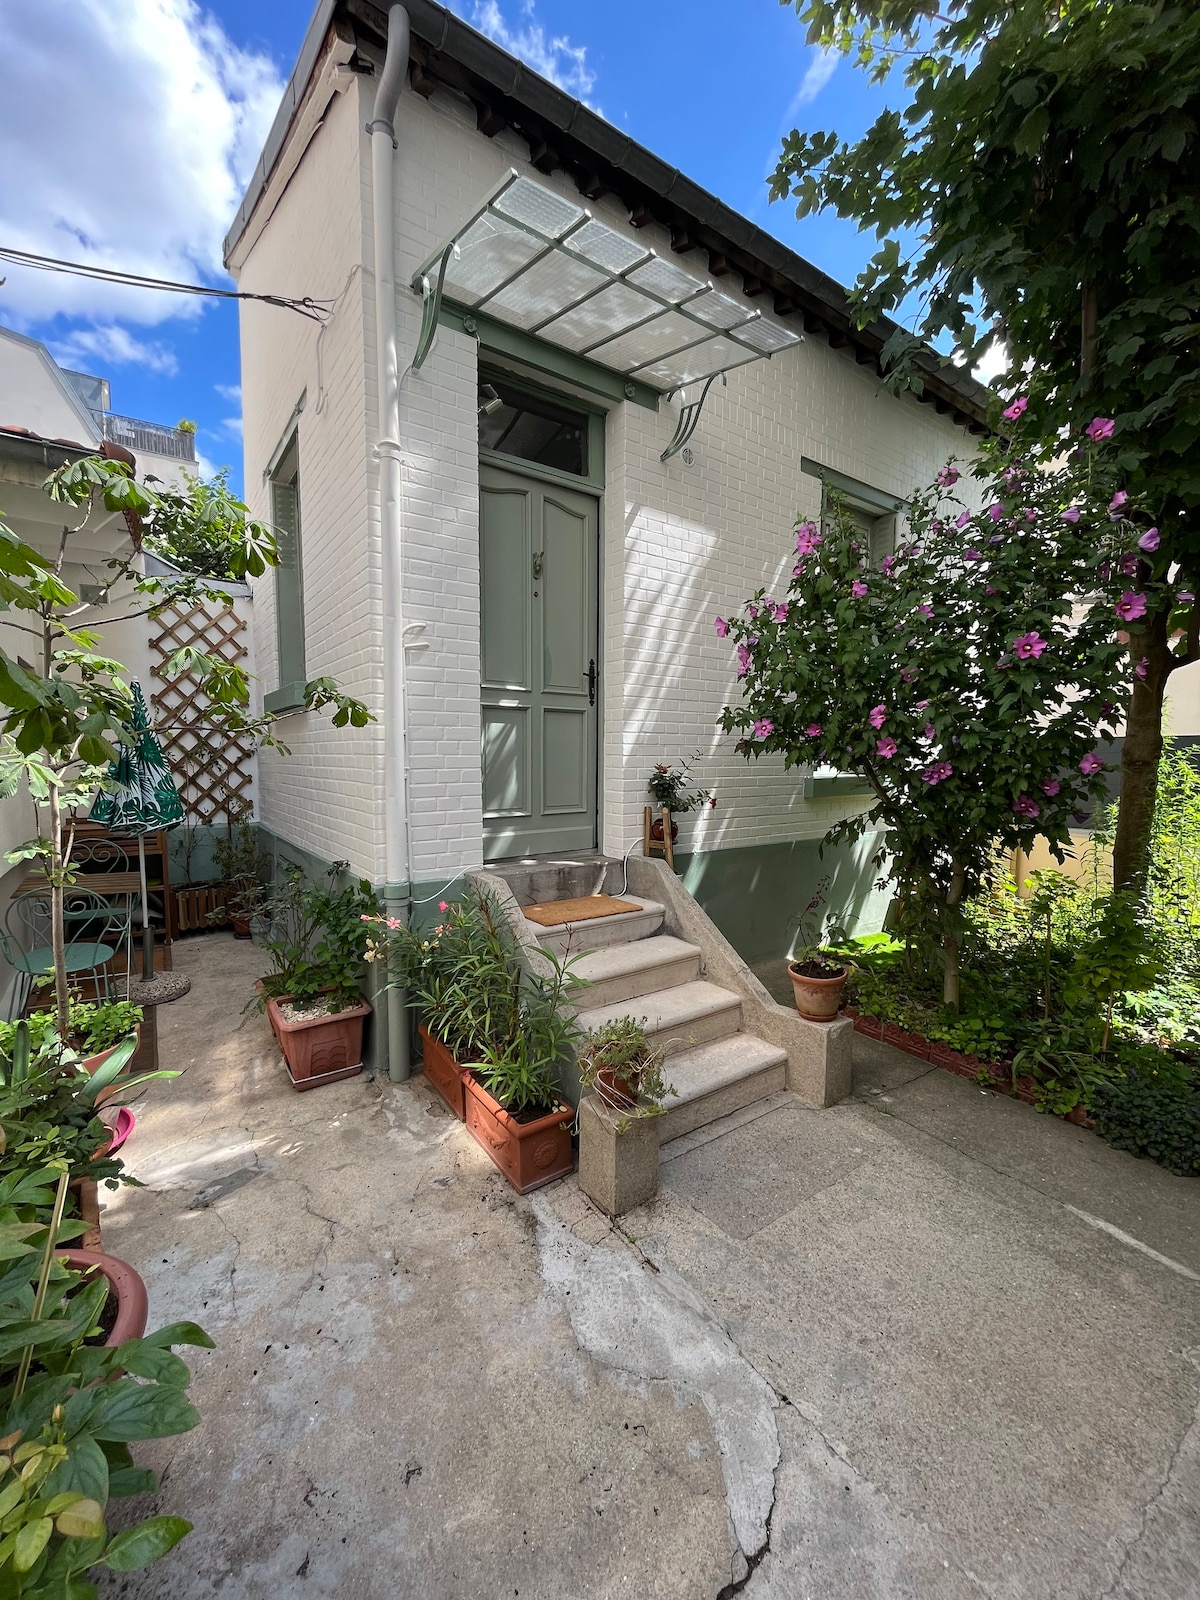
[368,4,412,1080]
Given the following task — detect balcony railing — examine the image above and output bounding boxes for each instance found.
[94,411,196,463]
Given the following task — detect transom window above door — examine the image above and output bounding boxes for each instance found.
[479,379,589,477]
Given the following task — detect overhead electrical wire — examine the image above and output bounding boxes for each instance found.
[0,245,334,323]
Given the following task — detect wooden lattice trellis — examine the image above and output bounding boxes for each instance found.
[150,600,254,823]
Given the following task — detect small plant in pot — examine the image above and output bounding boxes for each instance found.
[647,754,708,841]
[787,878,850,1022]
[2,997,144,1077]
[257,865,377,1090]
[211,820,268,938]
[577,1017,674,1117]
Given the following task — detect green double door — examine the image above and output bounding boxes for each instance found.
[480,464,599,860]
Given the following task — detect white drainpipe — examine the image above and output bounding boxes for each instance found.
[367,4,412,1080]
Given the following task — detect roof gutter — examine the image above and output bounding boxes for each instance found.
[368,3,413,1082]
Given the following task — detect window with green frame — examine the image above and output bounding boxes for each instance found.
[265,434,306,713]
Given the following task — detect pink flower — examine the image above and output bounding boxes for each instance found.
[937,466,959,488]
[773,602,789,622]
[869,704,887,729]
[736,643,752,676]
[1002,397,1028,421]
[793,563,806,577]
[987,503,1005,521]
[989,533,1004,544]
[1138,526,1160,552]
[1109,491,1128,514]
[714,616,729,637]
[851,579,868,598]
[964,549,984,561]
[955,511,971,529]
[1061,506,1080,523]
[875,736,898,759]
[922,761,953,785]
[1179,591,1196,605]
[752,718,774,739]
[915,700,929,710]
[805,723,823,738]
[923,722,937,740]
[882,555,897,576]
[1024,508,1037,523]
[1012,795,1040,819]
[709,796,717,808]
[1135,657,1148,681]
[899,668,917,683]
[1086,417,1115,441]
[916,603,933,619]
[1079,752,1103,776]
[795,524,823,556]
[985,585,998,596]
[439,901,449,912]
[1116,591,1147,622]
[1120,553,1139,577]
[1012,631,1047,661]
[1041,779,1060,798]
[748,604,759,620]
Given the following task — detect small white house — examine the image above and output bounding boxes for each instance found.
[226,1,999,1076]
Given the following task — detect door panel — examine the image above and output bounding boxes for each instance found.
[480,463,598,859]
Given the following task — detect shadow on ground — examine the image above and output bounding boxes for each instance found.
[99,935,1200,1600]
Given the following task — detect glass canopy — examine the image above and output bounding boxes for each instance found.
[411,171,802,393]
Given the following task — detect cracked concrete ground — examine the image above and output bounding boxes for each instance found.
[98,936,1199,1599]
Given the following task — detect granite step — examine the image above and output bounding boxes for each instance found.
[657,1035,789,1143]
[530,896,665,956]
[570,936,703,1009]
[575,979,742,1051]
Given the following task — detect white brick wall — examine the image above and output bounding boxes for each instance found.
[233,69,984,884]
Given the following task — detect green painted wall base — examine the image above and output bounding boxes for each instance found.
[675,833,890,967]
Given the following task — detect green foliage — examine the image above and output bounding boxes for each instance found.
[0,1219,210,1594]
[719,427,1129,1000]
[257,865,377,1014]
[0,1001,141,1064]
[1089,1072,1200,1176]
[142,469,277,582]
[210,823,269,925]
[384,886,582,1114]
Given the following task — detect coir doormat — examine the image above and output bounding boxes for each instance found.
[522,895,641,927]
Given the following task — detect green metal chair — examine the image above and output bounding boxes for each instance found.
[0,889,132,1019]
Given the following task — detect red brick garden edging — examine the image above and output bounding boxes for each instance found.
[842,1006,1092,1126]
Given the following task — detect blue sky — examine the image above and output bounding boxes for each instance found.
[0,0,904,493]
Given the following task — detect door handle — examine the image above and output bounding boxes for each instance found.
[587,659,597,706]
[531,551,544,579]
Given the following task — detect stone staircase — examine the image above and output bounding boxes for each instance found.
[526,895,788,1143]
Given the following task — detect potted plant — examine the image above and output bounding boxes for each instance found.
[379,888,526,1119]
[787,878,850,1022]
[0,998,143,1077]
[646,754,707,841]
[211,820,268,938]
[258,865,376,1090]
[577,1017,674,1112]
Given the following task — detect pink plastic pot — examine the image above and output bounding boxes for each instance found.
[96,1106,135,1158]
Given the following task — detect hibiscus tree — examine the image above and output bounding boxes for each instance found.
[718,420,1132,1006]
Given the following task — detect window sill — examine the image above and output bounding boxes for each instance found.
[264,681,307,715]
[804,772,873,799]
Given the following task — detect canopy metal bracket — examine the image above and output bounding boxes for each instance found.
[413,243,456,371]
[661,373,723,462]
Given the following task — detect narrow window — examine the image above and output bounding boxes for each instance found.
[270,436,305,696]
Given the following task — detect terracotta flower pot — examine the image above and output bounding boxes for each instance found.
[596,1067,638,1108]
[787,962,847,1022]
[649,817,679,843]
[267,995,371,1091]
[420,1025,473,1120]
[232,916,252,940]
[55,1248,149,1346]
[82,1024,141,1079]
[463,1075,575,1194]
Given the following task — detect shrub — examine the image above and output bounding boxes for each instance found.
[1089,1072,1200,1176]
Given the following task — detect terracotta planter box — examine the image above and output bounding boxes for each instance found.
[267,995,370,1091]
[56,1247,149,1346]
[420,1025,472,1120]
[928,1041,967,1074]
[852,1013,883,1039]
[882,1022,930,1059]
[463,1075,574,1194]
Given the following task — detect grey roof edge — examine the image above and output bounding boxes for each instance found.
[225,0,991,424]
[0,326,102,443]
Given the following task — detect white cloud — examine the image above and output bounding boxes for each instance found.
[0,0,283,328]
[464,1,598,107]
[973,341,1009,386]
[51,324,179,376]
[220,415,243,439]
[214,383,242,403]
[793,47,838,112]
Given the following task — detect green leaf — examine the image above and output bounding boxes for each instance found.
[86,1383,199,1442]
[101,1516,192,1572]
[14,1515,53,1571]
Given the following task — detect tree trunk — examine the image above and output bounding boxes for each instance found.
[942,933,960,1009]
[1112,610,1172,892]
[47,780,70,1039]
